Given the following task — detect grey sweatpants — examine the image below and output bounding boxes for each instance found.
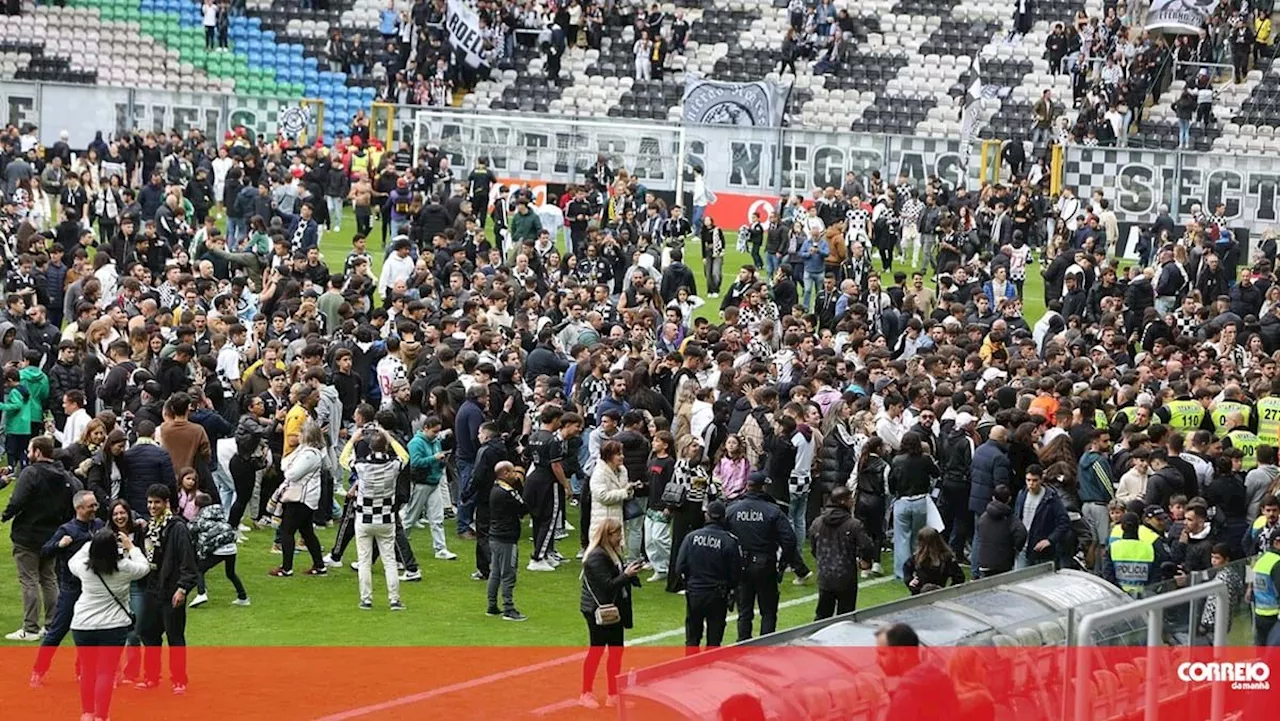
[487,540,518,611]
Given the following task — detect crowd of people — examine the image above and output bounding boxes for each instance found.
[1037,4,1276,149]
[3,96,1280,715]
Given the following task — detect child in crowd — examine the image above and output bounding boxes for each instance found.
[191,492,250,607]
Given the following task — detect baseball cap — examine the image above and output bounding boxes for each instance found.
[1143,505,1170,521]
[142,380,163,398]
[953,412,976,428]
[747,471,768,487]
[706,501,727,521]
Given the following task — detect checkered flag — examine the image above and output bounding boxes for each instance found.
[960,57,1005,180]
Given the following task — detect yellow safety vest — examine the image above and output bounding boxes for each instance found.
[1094,409,1109,429]
[1113,406,1138,427]
[1253,551,1280,617]
[1257,396,1280,447]
[1227,429,1261,471]
[1164,400,1205,434]
[1109,523,1159,546]
[1111,537,1156,598]
[1212,400,1253,439]
[350,151,369,179]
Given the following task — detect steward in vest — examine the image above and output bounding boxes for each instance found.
[1156,387,1213,435]
[1222,411,1261,471]
[1211,387,1255,439]
[1255,380,1280,447]
[1105,512,1166,598]
[1247,528,1280,646]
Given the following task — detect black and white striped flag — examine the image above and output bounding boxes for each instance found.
[960,56,1003,177]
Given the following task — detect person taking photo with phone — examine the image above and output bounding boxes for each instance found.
[579,518,641,709]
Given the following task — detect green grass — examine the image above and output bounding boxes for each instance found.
[0,217,1047,648]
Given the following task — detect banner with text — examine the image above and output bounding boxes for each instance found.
[445,0,490,69]
[1146,0,1221,35]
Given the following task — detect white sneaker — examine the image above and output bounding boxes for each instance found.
[435,550,458,561]
[399,570,423,582]
[579,693,600,709]
[647,572,667,583]
[554,529,569,540]
[792,572,811,586]
[709,292,719,298]
[323,555,342,568]
[526,560,557,572]
[871,562,883,575]
[4,628,40,641]
[189,592,209,608]
[564,521,575,531]
[237,524,250,532]
[232,598,252,607]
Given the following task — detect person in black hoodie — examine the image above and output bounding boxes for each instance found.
[975,484,1028,577]
[658,248,697,304]
[2,436,82,642]
[469,422,508,581]
[808,485,876,619]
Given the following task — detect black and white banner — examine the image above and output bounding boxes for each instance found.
[681,75,789,128]
[445,0,488,69]
[1146,0,1220,35]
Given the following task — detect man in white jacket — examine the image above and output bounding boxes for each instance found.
[378,237,415,298]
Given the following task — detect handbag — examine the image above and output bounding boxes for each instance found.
[94,570,136,630]
[622,497,644,521]
[581,569,621,626]
[280,483,303,504]
[660,482,687,506]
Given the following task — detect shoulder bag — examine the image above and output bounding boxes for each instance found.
[581,568,621,626]
[660,481,687,506]
[94,569,136,631]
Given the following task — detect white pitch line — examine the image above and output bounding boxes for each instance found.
[320,575,901,720]
[531,574,900,716]
[312,651,586,721]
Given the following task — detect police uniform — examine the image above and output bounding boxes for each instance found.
[726,488,800,642]
[674,508,740,649]
[523,428,564,563]
[1108,534,1157,598]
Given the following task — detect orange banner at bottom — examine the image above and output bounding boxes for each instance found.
[2,646,1278,720]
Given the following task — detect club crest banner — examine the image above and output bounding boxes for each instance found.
[681,75,789,128]
[1145,0,1220,35]
[445,0,489,69]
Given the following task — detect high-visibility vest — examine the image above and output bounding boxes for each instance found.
[1212,400,1253,439]
[1094,409,1109,429]
[1111,537,1156,598]
[1227,429,1261,471]
[1256,396,1280,446]
[1164,399,1205,434]
[1252,551,1280,617]
[1109,523,1159,546]
[1113,406,1139,427]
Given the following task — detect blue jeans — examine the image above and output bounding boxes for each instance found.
[970,526,983,579]
[122,582,145,680]
[803,271,823,309]
[226,216,246,247]
[765,253,782,280]
[213,465,235,510]
[33,589,78,674]
[691,204,706,230]
[389,217,408,243]
[893,496,928,580]
[1178,118,1191,147]
[456,458,475,535]
[788,488,809,547]
[349,63,365,78]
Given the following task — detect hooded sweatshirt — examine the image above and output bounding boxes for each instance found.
[19,365,48,432]
[807,504,876,592]
[975,499,1028,573]
[0,321,29,366]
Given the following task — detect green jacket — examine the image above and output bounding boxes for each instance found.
[509,208,542,243]
[0,384,36,435]
[19,366,48,425]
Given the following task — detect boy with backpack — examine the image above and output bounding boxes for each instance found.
[190,492,249,607]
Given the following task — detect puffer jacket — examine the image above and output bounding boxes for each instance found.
[234,413,274,463]
[975,499,1028,573]
[191,503,236,560]
[817,422,859,492]
[940,427,975,490]
[969,439,1012,514]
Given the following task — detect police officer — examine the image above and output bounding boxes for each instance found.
[1247,527,1280,646]
[1105,512,1166,598]
[726,472,800,642]
[674,500,740,650]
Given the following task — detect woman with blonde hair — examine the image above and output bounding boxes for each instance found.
[268,421,328,577]
[579,517,642,709]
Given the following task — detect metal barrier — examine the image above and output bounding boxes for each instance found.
[1074,580,1231,721]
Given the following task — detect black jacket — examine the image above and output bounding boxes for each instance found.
[807,505,876,592]
[659,262,697,303]
[816,422,858,492]
[1,460,82,549]
[888,453,939,498]
[469,438,509,511]
[940,428,975,490]
[120,441,177,512]
[674,521,740,594]
[580,546,640,628]
[145,514,199,597]
[1014,485,1071,567]
[488,480,526,544]
[975,499,1028,573]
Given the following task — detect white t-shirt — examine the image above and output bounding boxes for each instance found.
[203,2,218,26]
[216,344,241,390]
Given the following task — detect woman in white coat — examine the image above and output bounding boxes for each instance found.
[70,525,150,721]
[589,439,633,543]
[269,420,328,576]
